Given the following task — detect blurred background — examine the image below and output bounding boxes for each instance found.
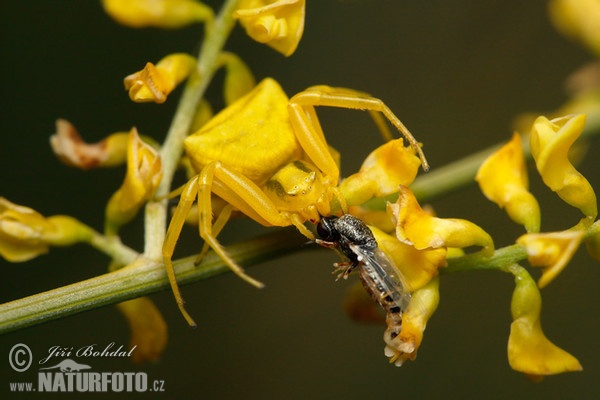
[2,0,600,398]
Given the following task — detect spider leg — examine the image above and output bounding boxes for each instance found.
[291,87,429,171]
[162,176,200,327]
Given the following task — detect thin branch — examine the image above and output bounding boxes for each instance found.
[144,0,241,261]
[0,228,307,334]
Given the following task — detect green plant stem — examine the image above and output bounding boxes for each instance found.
[0,228,306,334]
[144,0,241,260]
[444,244,528,274]
[88,231,139,266]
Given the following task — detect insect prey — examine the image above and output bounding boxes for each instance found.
[316,214,412,365]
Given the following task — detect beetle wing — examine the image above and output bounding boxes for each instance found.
[350,244,412,312]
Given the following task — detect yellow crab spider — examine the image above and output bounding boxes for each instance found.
[162,77,428,326]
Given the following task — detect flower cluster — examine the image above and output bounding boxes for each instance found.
[339,112,598,378]
[476,113,600,378]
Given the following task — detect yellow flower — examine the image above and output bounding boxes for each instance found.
[0,198,92,262]
[116,297,168,364]
[517,229,584,288]
[348,206,395,234]
[507,264,582,378]
[390,185,494,255]
[218,52,256,106]
[370,226,446,291]
[476,133,541,233]
[234,0,305,56]
[101,0,214,29]
[339,139,421,207]
[105,129,162,235]
[530,114,597,218]
[124,53,196,104]
[384,277,440,366]
[549,0,600,56]
[50,119,129,170]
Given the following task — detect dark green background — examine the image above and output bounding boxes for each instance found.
[2,1,599,399]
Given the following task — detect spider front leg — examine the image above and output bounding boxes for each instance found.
[197,162,266,289]
[162,175,202,327]
[289,86,429,171]
[162,168,264,327]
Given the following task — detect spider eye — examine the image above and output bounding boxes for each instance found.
[317,217,337,241]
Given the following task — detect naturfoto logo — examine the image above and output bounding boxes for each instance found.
[8,343,165,394]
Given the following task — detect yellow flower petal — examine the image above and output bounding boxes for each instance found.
[42,216,94,247]
[219,52,256,106]
[507,265,582,377]
[530,114,597,218]
[517,229,584,288]
[384,277,440,366]
[116,297,168,364]
[391,186,494,255]
[102,0,214,29]
[370,226,446,291]
[234,0,305,56]
[124,53,196,103]
[105,129,162,235]
[0,198,92,262]
[50,119,129,170]
[476,132,541,232]
[347,206,395,233]
[0,198,51,262]
[549,0,600,56]
[339,139,421,206]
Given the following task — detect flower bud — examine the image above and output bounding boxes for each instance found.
[105,129,162,235]
[530,114,597,218]
[219,52,256,105]
[116,297,168,364]
[102,0,214,29]
[124,53,196,103]
[50,119,129,169]
[476,133,541,232]
[234,0,305,56]
[0,198,92,262]
[517,229,584,288]
[507,265,582,378]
